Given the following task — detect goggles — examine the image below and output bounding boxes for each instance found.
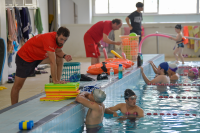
[125,95,137,100]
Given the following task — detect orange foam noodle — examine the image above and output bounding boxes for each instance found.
[46,93,79,95]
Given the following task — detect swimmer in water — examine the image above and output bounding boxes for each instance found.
[140,62,170,84]
[75,89,106,133]
[105,89,144,118]
[149,61,179,82]
[188,67,199,78]
[169,24,184,64]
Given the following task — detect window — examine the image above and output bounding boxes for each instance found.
[95,0,108,14]
[109,0,143,13]
[25,0,33,6]
[15,0,24,6]
[6,0,13,6]
[144,0,157,13]
[159,0,197,14]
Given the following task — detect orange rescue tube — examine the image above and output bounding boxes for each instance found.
[87,62,125,75]
[105,58,134,68]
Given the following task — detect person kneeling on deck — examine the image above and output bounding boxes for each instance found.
[75,89,106,133]
[140,62,170,84]
[149,61,179,83]
[105,89,144,118]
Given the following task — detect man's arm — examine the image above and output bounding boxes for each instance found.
[75,94,100,111]
[125,17,132,30]
[103,33,121,45]
[137,107,144,117]
[47,51,59,83]
[149,61,158,74]
[140,67,161,84]
[105,103,122,117]
[55,48,72,61]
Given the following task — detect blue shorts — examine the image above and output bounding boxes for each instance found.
[177,43,184,48]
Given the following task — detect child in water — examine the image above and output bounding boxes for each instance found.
[169,24,184,64]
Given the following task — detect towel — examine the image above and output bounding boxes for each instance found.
[183,26,189,44]
[14,7,23,43]
[25,7,32,34]
[7,8,17,41]
[188,26,194,49]
[193,26,200,53]
[20,7,30,42]
[35,8,43,34]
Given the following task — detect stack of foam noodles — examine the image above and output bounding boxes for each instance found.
[40,82,80,101]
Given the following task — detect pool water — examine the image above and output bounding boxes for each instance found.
[76,61,200,133]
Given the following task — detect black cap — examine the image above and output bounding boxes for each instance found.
[175,24,182,29]
[124,89,135,100]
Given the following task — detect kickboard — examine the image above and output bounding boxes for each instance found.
[0,38,6,83]
[40,97,68,101]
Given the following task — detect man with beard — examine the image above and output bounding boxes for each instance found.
[105,89,144,118]
[11,27,72,105]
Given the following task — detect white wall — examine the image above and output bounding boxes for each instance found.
[60,0,74,25]
[72,0,92,24]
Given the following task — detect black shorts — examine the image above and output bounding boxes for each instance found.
[15,54,43,78]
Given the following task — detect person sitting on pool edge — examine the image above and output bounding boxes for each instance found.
[140,62,170,84]
[105,89,144,117]
[149,61,179,82]
[75,89,106,133]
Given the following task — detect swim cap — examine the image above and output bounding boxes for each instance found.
[159,62,169,71]
[124,89,136,99]
[175,24,182,29]
[93,89,106,103]
[190,68,199,76]
[169,63,178,72]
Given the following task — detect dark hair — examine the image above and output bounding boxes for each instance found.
[57,27,70,37]
[112,19,121,25]
[136,2,143,8]
[124,89,135,100]
[164,70,168,76]
[175,24,182,30]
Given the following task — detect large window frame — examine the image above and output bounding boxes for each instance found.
[93,0,200,16]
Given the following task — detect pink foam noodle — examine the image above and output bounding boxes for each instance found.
[122,52,126,59]
[139,34,170,53]
[103,48,108,59]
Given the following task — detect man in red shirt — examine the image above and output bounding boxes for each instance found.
[11,27,72,105]
[84,19,122,65]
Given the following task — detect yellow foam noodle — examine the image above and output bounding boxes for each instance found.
[111,50,122,58]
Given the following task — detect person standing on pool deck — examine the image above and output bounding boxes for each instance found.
[84,19,122,65]
[11,27,72,105]
[140,62,170,84]
[105,89,144,117]
[125,2,143,43]
[169,24,184,64]
[76,89,106,133]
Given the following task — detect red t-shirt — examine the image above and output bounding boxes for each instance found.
[18,32,62,62]
[86,21,113,43]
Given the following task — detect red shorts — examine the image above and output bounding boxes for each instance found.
[84,33,100,58]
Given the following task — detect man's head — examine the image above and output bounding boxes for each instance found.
[124,89,137,107]
[56,27,70,47]
[168,63,178,74]
[136,2,144,12]
[90,89,106,103]
[157,62,169,75]
[111,19,122,30]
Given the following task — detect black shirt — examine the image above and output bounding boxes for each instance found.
[128,11,143,34]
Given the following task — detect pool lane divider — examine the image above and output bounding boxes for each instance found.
[146,113,197,116]
[147,83,200,86]
[158,96,200,99]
